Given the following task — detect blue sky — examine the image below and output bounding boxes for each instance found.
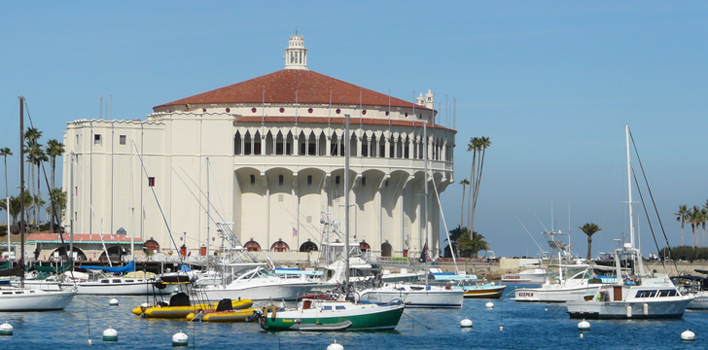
[2,2,708,258]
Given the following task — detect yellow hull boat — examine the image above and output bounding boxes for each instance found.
[186,308,256,322]
[133,297,253,319]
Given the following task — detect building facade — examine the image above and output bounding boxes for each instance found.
[62,34,456,261]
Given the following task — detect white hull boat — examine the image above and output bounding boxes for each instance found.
[72,278,179,295]
[566,278,694,319]
[0,287,76,311]
[358,283,464,308]
[512,269,602,302]
[199,267,316,302]
[502,268,548,284]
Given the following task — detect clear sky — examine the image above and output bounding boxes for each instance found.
[2,2,707,258]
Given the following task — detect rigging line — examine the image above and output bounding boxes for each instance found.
[515,215,544,256]
[174,166,227,224]
[532,212,549,233]
[632,167,667,274]
[131,142,183,265]
[628,130,679,274]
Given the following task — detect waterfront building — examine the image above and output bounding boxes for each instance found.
[61,33,456,262]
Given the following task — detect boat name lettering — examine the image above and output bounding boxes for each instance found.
[518,292,534,297]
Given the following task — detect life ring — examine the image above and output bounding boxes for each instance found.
[264,305,277,320]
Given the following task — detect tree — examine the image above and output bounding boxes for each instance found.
[466,136,491,234]
[459,179,469,228]
[448,225,489,258]
[689,206,701,248]
[579,223,602,260]
[24,127,44,231]
[46,139,64,232]
[49,189,66,231]
[676,205,689,247]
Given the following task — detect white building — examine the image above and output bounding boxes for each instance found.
[62,33,456,261]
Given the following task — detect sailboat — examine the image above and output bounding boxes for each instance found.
[565,125,693,319]
[257,114,405,331]
[0,96,76,311]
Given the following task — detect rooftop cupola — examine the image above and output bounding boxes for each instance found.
[284,32,308,70]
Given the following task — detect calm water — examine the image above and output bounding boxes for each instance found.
[0,286,707,349]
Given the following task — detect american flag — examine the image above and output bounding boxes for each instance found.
[292,227,298,237]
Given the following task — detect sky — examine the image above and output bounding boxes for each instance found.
[1,2,708,258]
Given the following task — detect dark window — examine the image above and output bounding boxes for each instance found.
[276,142,283,155]
[307,175,312,185]
[148,177,155,187]
[119,135,126,145]
[279,175,284,185]
[250,175,255,184]
[94,134,102,145]
[335,176,340,185]
[361,177,366,186]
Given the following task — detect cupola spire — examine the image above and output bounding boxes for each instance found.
[284,32,308,70]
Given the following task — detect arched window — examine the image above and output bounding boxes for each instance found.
[299,240,318,253]
[359,241,371,252]
[244,240,261,252]
[271,240,289,253]
[381,241,392,257]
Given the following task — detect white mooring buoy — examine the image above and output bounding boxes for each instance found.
[0,322,13,336]
[681,329,695,341]
[109,298,119,306]
[580,333,584,339]
[460,318,473,328]
[485,301,494,309]
[172,331,189,347]
[102,327,118,342]
[577,319,590,331]
[327,339,344,350]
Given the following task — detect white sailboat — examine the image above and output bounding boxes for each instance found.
[0,96,76,311]
[358,123,464,308]
[565,125,693,319]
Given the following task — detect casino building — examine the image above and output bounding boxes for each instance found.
[62,33,456,261]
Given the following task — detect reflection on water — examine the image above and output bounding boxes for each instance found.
[0,292,705,349]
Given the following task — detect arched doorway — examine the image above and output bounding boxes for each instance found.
[98,246,128,263]
[359,241,371,252]
[381,241,392,257]
[244,240,261,252]
[50,246,88,262]
[299,240,318,253]
[145,239,160,254]
[270,240,289,253]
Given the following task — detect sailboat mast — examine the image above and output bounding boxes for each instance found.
[19,96,25,288]
[423,122,429,285]
[344,114,350,285]
[626,125,634,248]
[70,152,74,260]
[206,157,210,268]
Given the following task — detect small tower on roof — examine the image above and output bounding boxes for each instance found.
[416,90,435,109]
[284,31,308,70]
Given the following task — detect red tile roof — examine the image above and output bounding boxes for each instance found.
[154,69,431,112]
[27,233,144,244]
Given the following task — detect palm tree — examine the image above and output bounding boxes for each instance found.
[689,206,701,248]
[579,223,602,260]
[24,127,43,230]
[0,147,11,236]
[46,139,64,232]
[700,208,707,248]
[466,136,491,234]
[459,179,469,228]
[676,204,689,247]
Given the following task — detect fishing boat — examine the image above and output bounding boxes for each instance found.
[199,266,317,302]
[132,292,253,318]
[456,280,506,299]
[513,230,600,303]
[501,267,548,284]
[671,272,708,310]
[565,126,694,319]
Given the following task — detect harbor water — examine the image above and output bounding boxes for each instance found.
[0,287,707,349]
